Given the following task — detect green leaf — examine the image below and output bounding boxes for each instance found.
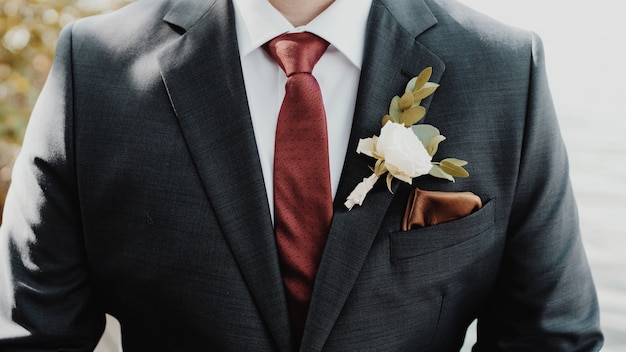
[398,91,414,110]
[375,158,385,175]
[405,76,418,94]
[426,135,447,157]
[413,82,439,101]
[440,159,470,178]
[399,106,426,127]
[413,67,433,93]
[441,158,468,167]
[429,164,455,182]
[388,95,402,121]
[381,114,394,126]
[412,124,440,147]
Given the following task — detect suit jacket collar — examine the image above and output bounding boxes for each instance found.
[157,0,444,350]
[159,1,293,351]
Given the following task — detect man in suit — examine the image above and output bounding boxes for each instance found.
[0,0,603,350]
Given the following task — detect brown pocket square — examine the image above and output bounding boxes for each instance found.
[402,188,482,231]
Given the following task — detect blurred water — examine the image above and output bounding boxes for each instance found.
[458,1,626,351]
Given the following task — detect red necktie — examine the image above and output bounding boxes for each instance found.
[263,32,333,340]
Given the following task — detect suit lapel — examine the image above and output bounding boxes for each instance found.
[302,0,445,349]
[157,1,292,351]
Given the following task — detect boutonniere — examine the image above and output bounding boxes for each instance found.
[344,67,470,210]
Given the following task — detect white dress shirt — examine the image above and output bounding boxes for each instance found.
[233,0,373,220]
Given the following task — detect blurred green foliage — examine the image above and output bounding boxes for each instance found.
[1,0,132,221]
[1,0,133,143]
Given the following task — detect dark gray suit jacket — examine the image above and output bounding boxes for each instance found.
[0,0,603,350]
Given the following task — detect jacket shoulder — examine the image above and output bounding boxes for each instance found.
[67,0,178,55]
[425,0,534,54]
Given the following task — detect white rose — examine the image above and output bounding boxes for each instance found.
[375,121,432,183]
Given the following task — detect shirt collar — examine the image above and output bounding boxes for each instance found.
[233,0,373,69]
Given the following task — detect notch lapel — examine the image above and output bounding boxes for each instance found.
[157,1,292,351]
[302,0,445,349]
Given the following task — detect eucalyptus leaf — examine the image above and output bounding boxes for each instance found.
[426,134,447,157]
[375,158,386,176]
[429,164,455,182]
[413,67,433,93]
[405,76,418,93]
[412,124,440,147]
[441,158,468,167]
[414,82,439,101]
[398,92,415,110]
[388,96,402,121]
[399,106,426,126]
[381,114,394,126]
[440,159,469,178]
[375,158,384,170]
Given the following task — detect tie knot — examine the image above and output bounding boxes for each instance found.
[263,32,329,77]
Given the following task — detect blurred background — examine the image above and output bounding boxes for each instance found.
[1,0,624,351]
[0,0,132,221]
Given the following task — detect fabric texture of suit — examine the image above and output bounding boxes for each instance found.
[0,0,603,350]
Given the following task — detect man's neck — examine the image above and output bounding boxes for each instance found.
[269,0,334,27]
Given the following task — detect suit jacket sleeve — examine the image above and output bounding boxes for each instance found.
[0,23,105,349]
[474,33,603,351]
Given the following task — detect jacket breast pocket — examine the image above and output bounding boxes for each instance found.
[389,199,496,262]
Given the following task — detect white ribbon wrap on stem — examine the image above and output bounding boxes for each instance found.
[344,173,380,210]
